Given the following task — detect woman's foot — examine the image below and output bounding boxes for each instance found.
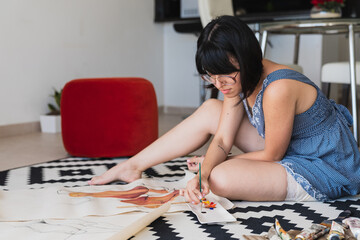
[88,161,142,185]
[186,155,205,172]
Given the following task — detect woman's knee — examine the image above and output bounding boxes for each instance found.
[194,99,223,133]
[208,165,232,197]
[208,160,288,201]
[199,99,222,113]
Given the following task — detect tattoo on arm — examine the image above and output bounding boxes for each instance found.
[217,144,227,156]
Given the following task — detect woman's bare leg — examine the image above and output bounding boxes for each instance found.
[186,115,265,171]
[185,115,285,201]
[89,99,264,185]
[90,99,220,184]
[209,158,287,201]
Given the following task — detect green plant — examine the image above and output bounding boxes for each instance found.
[47,88,62,115]
[311,0,345,11]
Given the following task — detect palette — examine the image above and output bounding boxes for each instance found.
[187,194,236,224]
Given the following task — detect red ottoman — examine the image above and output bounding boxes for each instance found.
[61,78,158,157]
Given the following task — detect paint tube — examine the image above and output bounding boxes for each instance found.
[274,218,292,240]
[327,221,345,240]
[343,217,360,240]
[311,226,330,240]
[321,210,351,228]
[295,224,328,240]
[268,225,282,240]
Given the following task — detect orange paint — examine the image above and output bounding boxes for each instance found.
[200,198,217,209]
[120,190,180,208]
[69,186,168,199]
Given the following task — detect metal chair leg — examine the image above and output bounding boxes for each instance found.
[341,84,350,108]
[321,82,331,98]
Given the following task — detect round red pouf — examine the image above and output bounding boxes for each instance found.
[61,78,158,158]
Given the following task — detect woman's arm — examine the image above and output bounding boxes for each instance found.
[184,96,244,203]
[201,95,244,178]
[238,79,297,162]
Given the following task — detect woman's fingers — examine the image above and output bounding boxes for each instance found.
[184,188,202,204]
[186,155,205,172]
[201,182,210,196]
[180,188,203,204]
[186,177,199,203]
[191,188,203,203]
[182,176,210,204]
[186,156,199,171]
[186,156,198,164]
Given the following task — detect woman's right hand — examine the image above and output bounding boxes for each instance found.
[181,175,210,204]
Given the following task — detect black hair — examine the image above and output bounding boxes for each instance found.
[195,15,263,99]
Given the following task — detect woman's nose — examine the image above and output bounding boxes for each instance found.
[214,78,224,88]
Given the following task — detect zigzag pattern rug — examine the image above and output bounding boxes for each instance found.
[0,157,359,239]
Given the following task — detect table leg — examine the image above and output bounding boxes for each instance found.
[261,30,268,57]
[293,33,300,65]
[348,24,358,142]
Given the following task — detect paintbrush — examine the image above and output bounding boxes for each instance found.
[199,162,202,195]
[199,162,203,213]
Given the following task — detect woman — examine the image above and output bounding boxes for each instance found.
[89,16,360,203]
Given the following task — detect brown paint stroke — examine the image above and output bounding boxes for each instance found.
[120,190,179,208]
[69,186,168,199]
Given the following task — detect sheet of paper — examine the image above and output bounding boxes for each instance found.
[0,213,144,240]
[0,170,234,224]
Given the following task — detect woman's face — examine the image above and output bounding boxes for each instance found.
[210,71,242,98]
[200,57,242,98]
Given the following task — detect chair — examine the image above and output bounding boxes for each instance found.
[198,0,234,27]
[198,0,234,99]
[197,0,303,100]
[321,61,360,107]
[61,77,158,158]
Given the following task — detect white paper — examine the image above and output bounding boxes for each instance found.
[0,171,234,224]
[0,214,144,240]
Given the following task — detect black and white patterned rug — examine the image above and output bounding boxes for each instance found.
[0,157,359,239]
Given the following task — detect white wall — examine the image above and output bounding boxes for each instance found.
[163,23,200,108]
[162,30,325,108]
[2,0,359,127]
[163,29,360,109]
[0,0,164,126]
[265,34,323,86]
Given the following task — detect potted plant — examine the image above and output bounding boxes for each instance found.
[310,0,345,18]
[40,88,62,133]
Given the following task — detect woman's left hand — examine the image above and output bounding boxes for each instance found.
[180,175,209,204]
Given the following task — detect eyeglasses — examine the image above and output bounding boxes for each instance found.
[201,72,239,86]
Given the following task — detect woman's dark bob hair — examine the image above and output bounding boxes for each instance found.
[196,15,263,100]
